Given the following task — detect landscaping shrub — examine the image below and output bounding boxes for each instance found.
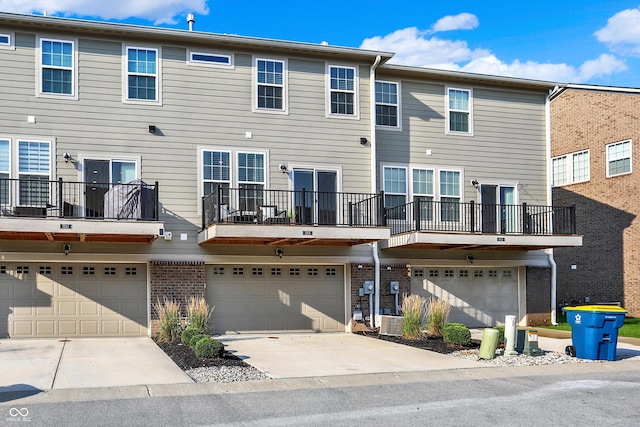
[153,297,181,343]
[495,326,505,345]
[194,337,224,358]
[181,326,199,345]
[401,294,428,339]
[186,296,214,334]
[442,323,471,346]
[427,298,451,337]
[189,334,209,350]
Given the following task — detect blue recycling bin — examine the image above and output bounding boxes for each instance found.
[562,305,627,361]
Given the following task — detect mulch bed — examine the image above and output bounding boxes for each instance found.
[156,340,249,370]
[356,330,481,354]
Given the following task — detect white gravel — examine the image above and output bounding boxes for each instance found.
[186,365,271,383]
[184,348,607,383]
[450,349,605,366]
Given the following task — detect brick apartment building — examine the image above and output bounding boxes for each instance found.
[551,85,640,316]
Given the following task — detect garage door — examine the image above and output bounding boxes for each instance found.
[0,263,147,338]
[411,267,518,327]
[206,265,345,333]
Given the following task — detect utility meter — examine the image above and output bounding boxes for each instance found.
[390,281,400,295]
[363,281,374,295]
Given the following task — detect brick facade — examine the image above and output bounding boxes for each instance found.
[551,88,640,316]
[149,261,206,335]
[349,263,411,322]
[526,267,551,326]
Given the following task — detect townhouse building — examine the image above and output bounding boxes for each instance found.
[0,12,580,338]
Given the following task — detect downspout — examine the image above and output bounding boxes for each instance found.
[545,90,558,325]
[549,252,558,325]
[370,55,382,328]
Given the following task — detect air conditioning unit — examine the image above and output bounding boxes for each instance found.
[379,315,404,336]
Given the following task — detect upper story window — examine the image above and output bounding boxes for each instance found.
[125,46,160,103]
[0,139,8,204]
[446,87,472,134]
[413,168,434,220]
[237,152,265,211]
[201,149,267,212]
[383,166,407,219]
[375,81,399,128]
[440,170,461,221]
[255,58,286,112]
[0,33,14,50]
[203,150,231,202]
[552,150,590,186]
[18,140,52,206]
[606,140,632,177]
[328,65,357,117]
[188,51,233,68]
[39,38,76,98]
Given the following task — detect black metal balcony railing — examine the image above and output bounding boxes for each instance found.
[0,178,160,221]
[386,200,577,236]
[202,187,385,229]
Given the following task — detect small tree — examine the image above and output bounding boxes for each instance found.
[401,294,429,339]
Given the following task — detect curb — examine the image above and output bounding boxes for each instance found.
[4,359,640,406]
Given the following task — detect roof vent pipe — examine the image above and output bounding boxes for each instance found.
[187,13,195,31]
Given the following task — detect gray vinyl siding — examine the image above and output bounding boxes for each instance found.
[376,77,548,204]
[1,27,374,257]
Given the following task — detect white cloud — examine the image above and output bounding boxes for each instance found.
[0,0,209,25]
[362,24,627,83]
[594,7,640,55]
[431,13,479,33]
[361,27,490,67]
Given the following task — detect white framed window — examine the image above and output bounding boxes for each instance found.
[188,50,233,68]
[552,156,568,186]
[412,168,434,220]
[375,80,400,128]
[200,148,268,212]
[237,152,265,211]
[383,166,407,219]
[17,140,52,206]
[0,138,55,207]
[0,32,14,50]
[254,58,287,112]
[552,150,590,186]
[327,65,358,118]
[37,37,77,98]
[124,46,161,104]
[0,139,9,205]
[440,170,461,221]
[606,140,632,177]
[202,150,231,204]
[446,87,472,134]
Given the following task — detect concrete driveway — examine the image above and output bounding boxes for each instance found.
[0,337,193,395]
[218,333,486,378]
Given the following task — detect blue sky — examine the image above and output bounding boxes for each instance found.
[3,0,640,86]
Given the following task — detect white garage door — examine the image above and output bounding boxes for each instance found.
[0,263,147,338]
[206,265,345,333]
[411,267,518,327]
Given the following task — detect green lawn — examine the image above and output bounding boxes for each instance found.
[540,314,640,338]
